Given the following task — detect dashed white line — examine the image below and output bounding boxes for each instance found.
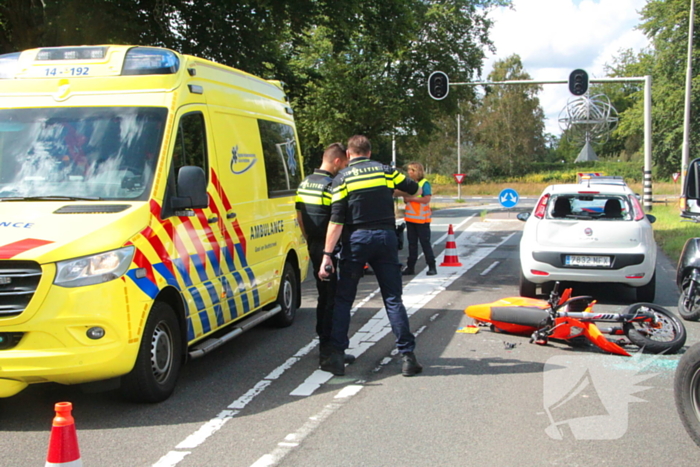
[250,384,366,467]
[288,223,515,399]
[152,216,517,467]
[481,261,500,276]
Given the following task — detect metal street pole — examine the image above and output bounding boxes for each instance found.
[644,75,653,211]
[682,0,696,194]
[457,113,461,200]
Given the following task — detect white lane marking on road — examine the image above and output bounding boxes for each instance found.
[152,216,515,466]
[248,225,518,466]
[152,451,190,467]
[288,222,516,398]
[481,261,500,276]
[250,385,366,467]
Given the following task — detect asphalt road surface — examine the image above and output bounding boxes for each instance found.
[1,204,698,467]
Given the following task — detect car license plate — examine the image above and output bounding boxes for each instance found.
[565,255,611,267]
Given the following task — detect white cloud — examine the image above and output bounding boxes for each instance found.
[482,0,650,135]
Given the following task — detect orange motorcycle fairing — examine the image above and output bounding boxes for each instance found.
[581,321,630,356]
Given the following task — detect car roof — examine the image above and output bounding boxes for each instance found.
[544,184,633,195]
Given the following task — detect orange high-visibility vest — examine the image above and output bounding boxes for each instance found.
[405,179,431,224]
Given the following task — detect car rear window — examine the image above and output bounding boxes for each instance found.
[548,194,630,220]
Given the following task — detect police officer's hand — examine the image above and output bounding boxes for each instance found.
[319,255,333,280]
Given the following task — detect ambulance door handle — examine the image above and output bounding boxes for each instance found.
[208,217,218,224]
[226,212,236,219]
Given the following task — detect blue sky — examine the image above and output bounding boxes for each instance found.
[483,0,649,136]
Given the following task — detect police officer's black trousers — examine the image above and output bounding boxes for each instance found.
[308,239,337,349]
[331,228,416,353]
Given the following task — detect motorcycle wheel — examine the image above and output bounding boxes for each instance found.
[678,275,700,321]
[675,342,700,448]
[622,303,687,354]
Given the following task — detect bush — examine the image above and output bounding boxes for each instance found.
[426,173,454,185]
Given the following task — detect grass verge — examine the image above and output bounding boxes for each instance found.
[650,204,700,264]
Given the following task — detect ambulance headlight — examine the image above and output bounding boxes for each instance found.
[54,246,135,288]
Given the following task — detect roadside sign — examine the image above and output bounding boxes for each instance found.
[673,172,681,182]
[499,188,519,208]
[453,173,465,184]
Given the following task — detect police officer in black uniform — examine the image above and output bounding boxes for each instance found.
[318,135,423,377]
[295,143,353,367]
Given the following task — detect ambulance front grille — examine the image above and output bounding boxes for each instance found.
[0,261,42,318]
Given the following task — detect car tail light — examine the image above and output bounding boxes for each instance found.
[626,273,646,279]
[531,269,549,276]
[534,194,550,219]
[630,195,645,221]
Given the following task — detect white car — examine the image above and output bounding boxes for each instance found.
[517,183,657,301]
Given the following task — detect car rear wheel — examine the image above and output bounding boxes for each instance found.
[635,271,656,302]
[519,270,536,298]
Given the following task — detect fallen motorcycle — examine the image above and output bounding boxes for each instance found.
[464,283,687,356]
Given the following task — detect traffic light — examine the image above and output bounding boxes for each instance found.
[428,71,449,100]
[568,69,589,96]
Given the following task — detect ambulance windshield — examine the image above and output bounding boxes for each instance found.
[0,107,166,201]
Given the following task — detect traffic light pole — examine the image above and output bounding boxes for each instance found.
[453,76,654,211]
[457,113,461,200]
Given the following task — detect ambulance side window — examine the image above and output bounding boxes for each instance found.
[258,119,301,197]
[173,112,208,188]
[162,111,208,218]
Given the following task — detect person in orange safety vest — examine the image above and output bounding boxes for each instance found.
[402,162,436,276]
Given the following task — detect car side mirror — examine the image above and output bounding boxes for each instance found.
[646,214,656,224]
[517,212,530,222]
[171,166,208,210]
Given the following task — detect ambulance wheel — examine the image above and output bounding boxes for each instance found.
[121,302,182,403]
[270,262,297,328]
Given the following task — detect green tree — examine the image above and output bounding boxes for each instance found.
[0,0,511,172]
[291,0,508,168]
[471,54,546,177]
[610,0,700,177]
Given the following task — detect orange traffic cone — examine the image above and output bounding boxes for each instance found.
[439,224,462,267]
[46,402,82,467]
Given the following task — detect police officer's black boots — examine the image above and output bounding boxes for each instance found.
[401,351,423,376]
[320,345,356,366]
[402,265,415,276]
[320,350,345,376]
[427,263,437,276]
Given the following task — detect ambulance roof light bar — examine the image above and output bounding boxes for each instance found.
[0,46,180,79]
[36,46,108,61]
[0,52,19,79]
[121,47,180,76]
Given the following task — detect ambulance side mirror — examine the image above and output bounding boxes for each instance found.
[682,158,700,219]
[172,166,208,210]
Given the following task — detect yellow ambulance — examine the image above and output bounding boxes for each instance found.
[0,45,308,402]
